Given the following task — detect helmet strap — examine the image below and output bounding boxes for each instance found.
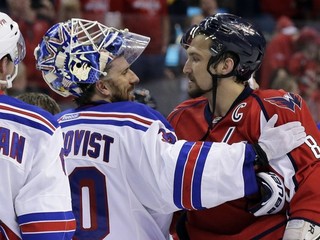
[0,64,18,88]
[206,56,235,118]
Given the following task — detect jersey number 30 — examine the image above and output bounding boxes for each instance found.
[69,167,110,239]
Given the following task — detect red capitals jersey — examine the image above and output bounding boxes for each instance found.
[168,86,320,239]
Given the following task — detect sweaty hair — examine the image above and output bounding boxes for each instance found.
[73,83,96,106]
[16,92,61,115]
[211,51,241,82]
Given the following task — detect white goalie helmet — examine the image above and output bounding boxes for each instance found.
[35,18,150,97]
[0,12,26,88]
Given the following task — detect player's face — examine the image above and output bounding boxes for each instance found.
[183,35,214,98]
[104,56,140,102]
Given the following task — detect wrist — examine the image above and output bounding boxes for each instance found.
[252,143,268,168]
[243,144,259,196]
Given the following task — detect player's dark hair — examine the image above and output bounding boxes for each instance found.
[74,83,96,106]
[16,92,61,114]
[211,51,241,82]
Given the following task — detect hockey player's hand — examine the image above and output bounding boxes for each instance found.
[283,219,320,239]
[258,114,306,160]
[248,172,286,216]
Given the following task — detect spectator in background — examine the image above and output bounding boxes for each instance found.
[259,16,299,89]
[215,1,276,39]
[79,0,109,23]
[270,68,299,94]
[288,26,319,89]
[6,0,53,93]
[190,0,221,25]
[110,0,170,82]
[16,92,61,115]
[168,0,188,44]
[31,0,56,24]
[288,26,320,123]
[274,15,299,35]
[260,0,297,19]
[57,0,82,22]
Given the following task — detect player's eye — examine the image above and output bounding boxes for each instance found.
[191,56,200,62]
[122,68,129,75]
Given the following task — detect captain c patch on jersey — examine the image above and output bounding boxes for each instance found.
[264,92,302,112]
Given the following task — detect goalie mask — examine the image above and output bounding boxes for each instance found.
[35,18,150,97]
[0,12,26,88]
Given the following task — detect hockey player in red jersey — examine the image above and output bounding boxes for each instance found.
[34,18,306,239]
[168,13,320,240]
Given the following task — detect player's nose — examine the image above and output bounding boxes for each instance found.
[129,69,140,84]
[183,59,191,74]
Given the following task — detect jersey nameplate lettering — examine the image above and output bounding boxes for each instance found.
[63,130,114,163]
[0,127,25,163]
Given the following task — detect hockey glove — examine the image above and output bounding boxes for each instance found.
[258,114,306,160]
[248,172,286,216]
[283,219,320,240]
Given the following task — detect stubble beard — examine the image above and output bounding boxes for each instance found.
[110,88,132,102]
[188,79,209,99]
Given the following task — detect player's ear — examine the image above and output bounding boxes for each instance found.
[208,57,234,75]
[95,79,111,97]
[209,63,214,72]
[221,57,234,75]
[0,56,8,76]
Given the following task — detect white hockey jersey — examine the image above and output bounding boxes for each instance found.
[0,95,75,239]
[56,101,258,240]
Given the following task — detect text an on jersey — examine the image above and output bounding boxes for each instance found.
[0,127,25,163]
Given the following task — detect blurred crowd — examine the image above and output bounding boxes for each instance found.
[1,0,320,121]
[259,16,320,123]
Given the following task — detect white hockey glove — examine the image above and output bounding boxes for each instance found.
[248,172,286,217]
[258,114,306,160]
[283,219,320,240]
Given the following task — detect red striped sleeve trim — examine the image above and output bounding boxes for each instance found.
[182,142,202,209]
[20,219,76,233]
